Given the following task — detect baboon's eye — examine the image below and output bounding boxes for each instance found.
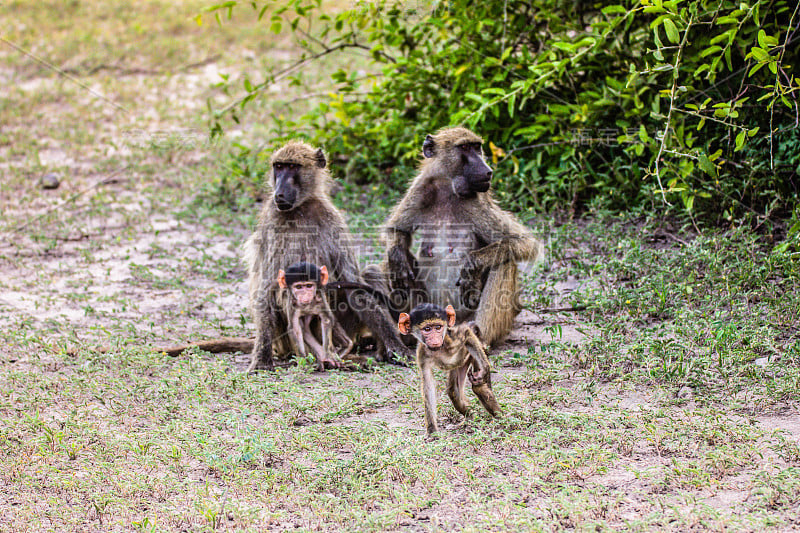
[434,325,442,331]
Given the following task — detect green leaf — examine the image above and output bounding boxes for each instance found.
[758,30,779,48]
[749,47,769,62]
[748,62,765,77]
[734,130,746,151]
[698,152,716,176]
[602,5,627,15]
[684,194,695,211]
[639,124,650,143]
[664,18,680,44]
[769,61,778,74]
[700,45,722,58]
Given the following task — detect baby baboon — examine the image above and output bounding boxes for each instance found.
[243,141,412,372]
[398,303,501,437]
[383,127,542,346]
[277,262,352,370]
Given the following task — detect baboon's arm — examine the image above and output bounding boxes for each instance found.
[384,189,420,237]
[467,206,541,270]
[385,229,418,285]
[462,327,491,383]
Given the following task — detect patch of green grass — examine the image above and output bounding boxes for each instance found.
[523,218,800,405]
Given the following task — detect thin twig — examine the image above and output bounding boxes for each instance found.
[0,36,129,113]
[215,488,229,530]
[13,166,130,232]
[63,55,221,76]
[217,43,372,115]
[539,306,587,313]
[277,90,373,107]
[653,14,694,206]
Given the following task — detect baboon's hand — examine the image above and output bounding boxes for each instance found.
[456,263,483,309]
[247,358,275,374]
[468,368,487,386]
[387,245,416,288]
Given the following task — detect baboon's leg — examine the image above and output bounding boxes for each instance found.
[420,363,439,435]
[363,263,412,325]
[474,262,520,347]
[361,264,389,292]
[467,358,500,417]
[446,366,470,416]
[272,311,293,357]
[304,315,341,370]
[300,321,326,370]
[291,313,307,357]
[248,304,279,373]
[347,290,413,364]
[319,314,332,358]
[332,320,354,357]
[471,380,502,418]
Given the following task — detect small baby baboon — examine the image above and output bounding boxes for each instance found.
[398,303,502,437]
[277,261,353,371]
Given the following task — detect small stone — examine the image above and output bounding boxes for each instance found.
[292,416,313,427]
[40,173,61,189]
[755,357,769,368]
[677,386,693,399]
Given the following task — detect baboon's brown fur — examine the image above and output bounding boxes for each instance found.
[382,127,542,346]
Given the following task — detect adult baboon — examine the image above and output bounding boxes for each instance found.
[243,141,412,372]
[382,127,542,346]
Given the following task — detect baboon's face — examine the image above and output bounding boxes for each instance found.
[418,319,447,349]
[398,304,456,350]
[423,132,493,196]
[291,281,317,306]
[454,142,493,193]
[272,161,302,211]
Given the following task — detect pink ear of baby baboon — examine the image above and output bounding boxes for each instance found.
[277,269,287,289]
[319,265,329,286]
[445,305,456,327]
[398,313,411,335]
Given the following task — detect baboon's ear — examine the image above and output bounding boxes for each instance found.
[398,313,411,335]
[277,270,287,289]
[445,305,456,327]
[319,265,329,286]
[315,148,327,168]
[422,134,436,158]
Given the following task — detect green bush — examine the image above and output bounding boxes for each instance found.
[208,0,799,220]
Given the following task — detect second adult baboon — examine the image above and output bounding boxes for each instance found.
[243,141,412,372]
[383,127,542,346]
